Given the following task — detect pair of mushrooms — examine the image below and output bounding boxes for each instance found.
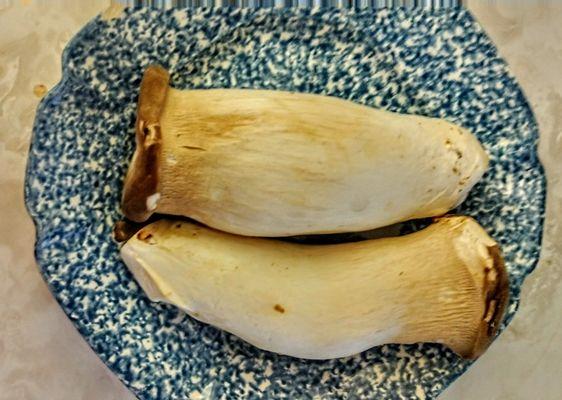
[118,66,508,360]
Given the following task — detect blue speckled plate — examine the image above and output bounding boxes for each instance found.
[25,7,546,400]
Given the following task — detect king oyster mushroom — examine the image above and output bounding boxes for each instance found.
[119,216,508,360]
[121,66,489,236]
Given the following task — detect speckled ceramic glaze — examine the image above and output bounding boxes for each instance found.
[25,7,545,400]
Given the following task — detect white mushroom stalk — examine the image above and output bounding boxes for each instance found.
[122,66,489,236]
[119,216,508,360]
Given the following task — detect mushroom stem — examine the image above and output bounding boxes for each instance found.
[120,216,508,360]
[121,66,489,236]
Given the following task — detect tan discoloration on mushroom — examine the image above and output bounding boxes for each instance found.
[274,304,286,314]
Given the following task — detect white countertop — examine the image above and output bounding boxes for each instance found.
[0,1,560,399]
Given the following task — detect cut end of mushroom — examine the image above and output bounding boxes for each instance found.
[121,65,170,223]
[464,244,509,359]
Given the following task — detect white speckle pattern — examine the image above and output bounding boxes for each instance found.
[25,8,545,400]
